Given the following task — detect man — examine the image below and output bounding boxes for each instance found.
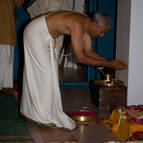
[20,11,127,130]
[0,0,22,94]
[27,0,72,68]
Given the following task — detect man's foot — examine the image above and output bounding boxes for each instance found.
[2,88,14,94]
[2,88,19,102]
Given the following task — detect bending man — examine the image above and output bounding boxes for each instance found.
[20,11,127,130]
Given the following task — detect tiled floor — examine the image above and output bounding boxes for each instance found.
[58,67,87,82]
[27,68,119,143]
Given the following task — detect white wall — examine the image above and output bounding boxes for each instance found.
[116,0,131,86]
[127,0,143,105]
[116,0,143,105]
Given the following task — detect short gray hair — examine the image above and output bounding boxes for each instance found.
[90,12,112,28]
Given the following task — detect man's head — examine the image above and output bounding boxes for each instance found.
[88,12,112,37]
[90,12,112,28]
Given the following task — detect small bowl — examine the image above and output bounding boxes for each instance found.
[72,115,96,122]
[69,109,96,122]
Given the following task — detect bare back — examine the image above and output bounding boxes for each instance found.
[45,11,89,38]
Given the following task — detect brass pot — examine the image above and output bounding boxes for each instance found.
[70,107,96,122]
[93,79,124,87]
[95,67,124,87]
[72,115,96,122]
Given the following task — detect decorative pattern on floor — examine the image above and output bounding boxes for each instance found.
[0,94,35,143]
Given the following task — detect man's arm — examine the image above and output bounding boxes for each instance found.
[82,32,106,61]
[70,23,127,70]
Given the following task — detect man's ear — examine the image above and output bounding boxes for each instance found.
[92,22,99,29]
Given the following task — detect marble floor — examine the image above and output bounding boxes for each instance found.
[27,68,119,143]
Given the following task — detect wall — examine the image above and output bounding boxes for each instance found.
[116,0,131,86]
[116,0,143,105]
[97,0,117,59]
[127,0,143,105]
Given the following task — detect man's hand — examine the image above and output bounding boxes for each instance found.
[108,59,128,70]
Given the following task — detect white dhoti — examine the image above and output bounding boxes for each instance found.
[0,45,14,90]
[20,15,76,130]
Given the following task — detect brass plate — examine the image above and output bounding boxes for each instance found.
[94,80,124,87]
[72,115,96,122]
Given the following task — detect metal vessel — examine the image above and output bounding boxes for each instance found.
[70,106,96,122]
[94,67,124,87]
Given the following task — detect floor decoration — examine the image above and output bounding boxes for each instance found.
[104,105,143,142]
[106,141,143,143]
[45,142,79,143]
[69,106,96,122]
[0,94,35,143]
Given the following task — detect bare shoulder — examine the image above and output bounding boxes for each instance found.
[45,11,88,37]
[46,11,88,24]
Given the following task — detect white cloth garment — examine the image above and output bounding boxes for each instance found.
[27,0,70,18]
[0,45,14,90]
[27,0,70,62]
[27,0,76,68]
[20,15,76,130]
